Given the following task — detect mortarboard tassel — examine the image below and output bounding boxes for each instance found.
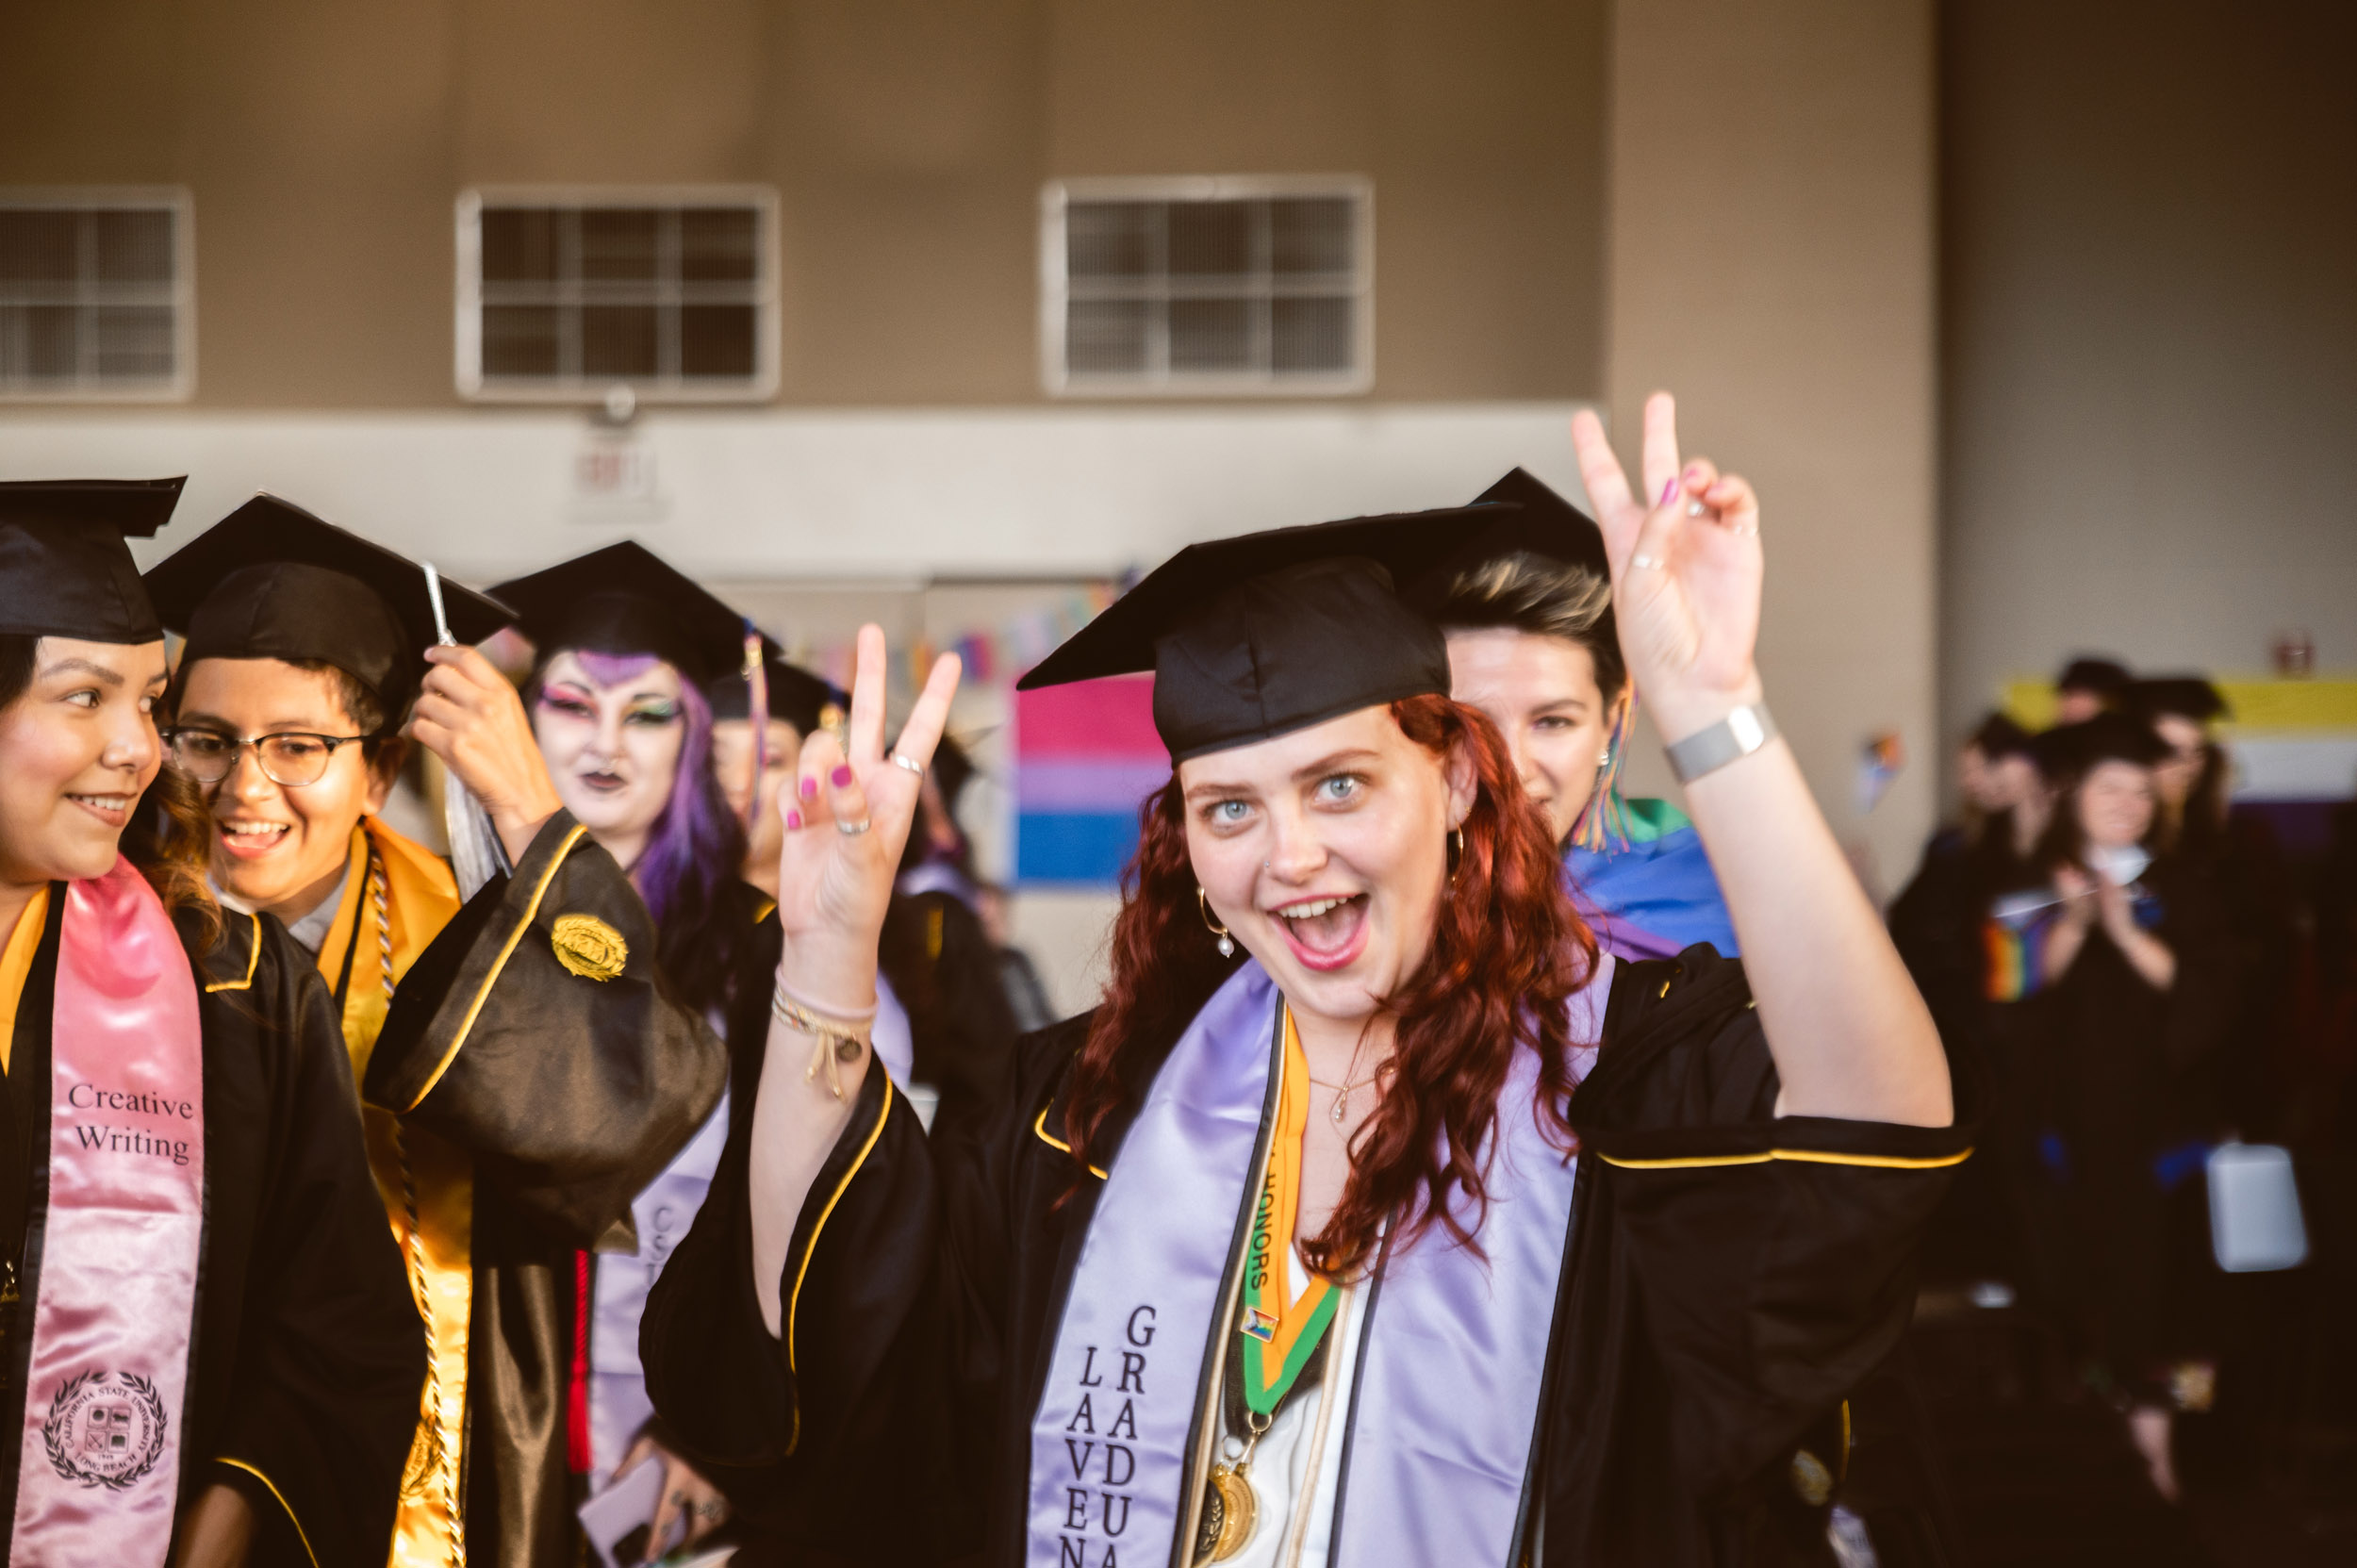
[741,619,768,831]
[424,563,512,899]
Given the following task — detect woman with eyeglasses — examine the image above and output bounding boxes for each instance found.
[0,480,425,1568]
[642,396,1964,1567]
[144,497,726,1567]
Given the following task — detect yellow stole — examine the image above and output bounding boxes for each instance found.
[315,819,475,1567]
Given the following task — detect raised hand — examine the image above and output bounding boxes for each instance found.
[770,624,962,1014]
[408,644,565,863]
[1568,392,1764,741]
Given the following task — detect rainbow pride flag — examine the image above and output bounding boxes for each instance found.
[1982,889,2060,1002]
[1014,676,1168,885]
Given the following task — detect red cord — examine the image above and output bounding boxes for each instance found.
[567,1249,592,1473]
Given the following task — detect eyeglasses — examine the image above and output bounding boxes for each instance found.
[162,728,373,787]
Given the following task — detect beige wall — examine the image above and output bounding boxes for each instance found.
[1939,0,2357,763]
[1607,0,1941,892]
[0,0,1607,408]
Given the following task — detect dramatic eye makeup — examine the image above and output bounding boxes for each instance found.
[624,698,681,727]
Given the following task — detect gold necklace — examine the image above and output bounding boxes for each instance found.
[1306,1065,1388,1125]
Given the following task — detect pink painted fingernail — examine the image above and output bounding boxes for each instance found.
[786,809,801,830]
[799,775,817,800]
[1660,476,1679,506]
[831,765,853,788]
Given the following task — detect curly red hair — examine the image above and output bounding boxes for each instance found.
[1063,693,1597,1274]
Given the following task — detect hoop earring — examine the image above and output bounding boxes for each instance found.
[1447,826,1465,887]
[1196,886,1236,957]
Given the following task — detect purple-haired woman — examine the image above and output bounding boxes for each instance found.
[494,541,829,1563]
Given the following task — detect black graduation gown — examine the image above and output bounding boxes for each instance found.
[2023,854,2241,1387]
[642,944,1970,1568]
[1888,823,2035,1286]
[0,890,424,1567]
[366,816,731,1568]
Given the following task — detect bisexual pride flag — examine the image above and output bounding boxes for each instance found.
[1014,676,1169,885]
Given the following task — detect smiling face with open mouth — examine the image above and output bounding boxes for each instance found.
[529,650,687,871]
[1179,704,1475,1037]
[0,637,171,890]
[176,657,395,922]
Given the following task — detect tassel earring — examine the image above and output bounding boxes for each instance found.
[1574,687,1640,854]
[1196,886,1236,957]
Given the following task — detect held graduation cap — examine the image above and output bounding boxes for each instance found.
[142,493,516,719]
[489,541,747,685]
[1016,504,1508,762]
[706,635,847,735]
[0,477,186,643]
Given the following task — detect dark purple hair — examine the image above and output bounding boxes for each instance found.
[533,650,749,1014]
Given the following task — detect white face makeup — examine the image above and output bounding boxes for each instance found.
[1178,705,1475,1038]
[529,650,687,871]
[710,716,804,896]
[1444,628,1610,848]
[2078,759,2157,851]
[176,656,392,924]
[0,638,169,890]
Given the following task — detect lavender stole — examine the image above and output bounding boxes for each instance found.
[1025,956,1608,1568]
[1329,955,1607,1564]
[10,860,205,1566]
[1027,962,1280,1568]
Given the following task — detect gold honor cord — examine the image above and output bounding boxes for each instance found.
[1199,1008,1340,1563]
[319,823,475,1567]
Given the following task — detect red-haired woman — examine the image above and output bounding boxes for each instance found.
[643,396,1964,1566]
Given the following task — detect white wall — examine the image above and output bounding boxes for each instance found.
[1608,0,1941,897]
[0,404,1592,584]
[1940,1,2357,759]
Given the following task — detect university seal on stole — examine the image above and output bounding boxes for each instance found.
[41,1368,167,1488]
[552,913,629,981]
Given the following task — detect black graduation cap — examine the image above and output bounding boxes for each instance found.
[2128,675,2228,725]
[1968,711,2035,760]
[2054,656,2132,699]
[705,635,847,735]
[142,494,515,718]
[490,541,747,685]
[0,477,184,643]
[1016,505,1507,761]
[1411,468,1609,608]
[2031,712,2170,778]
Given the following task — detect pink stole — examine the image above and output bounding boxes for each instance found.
[8,859,205,1566]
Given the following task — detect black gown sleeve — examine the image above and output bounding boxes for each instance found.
[200,916,426,1568]
[362,813,730,1246]
[879,890,1022,1131]
[642,1010,1086,1564]
[1568,946,1973,1509]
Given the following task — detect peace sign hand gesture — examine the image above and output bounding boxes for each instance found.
[770,624,963,1015]
[1569,392,1765,742]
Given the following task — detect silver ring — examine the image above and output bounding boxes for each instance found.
[1729,520,1759,536]
[836,817,873,836]
[890,751,925,775]
[1685,501,1707,518]
[1631,553,1663,570]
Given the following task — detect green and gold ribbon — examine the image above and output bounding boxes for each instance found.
[1238,1008,1340,1418]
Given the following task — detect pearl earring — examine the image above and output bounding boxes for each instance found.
[1196,886,1236,958]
